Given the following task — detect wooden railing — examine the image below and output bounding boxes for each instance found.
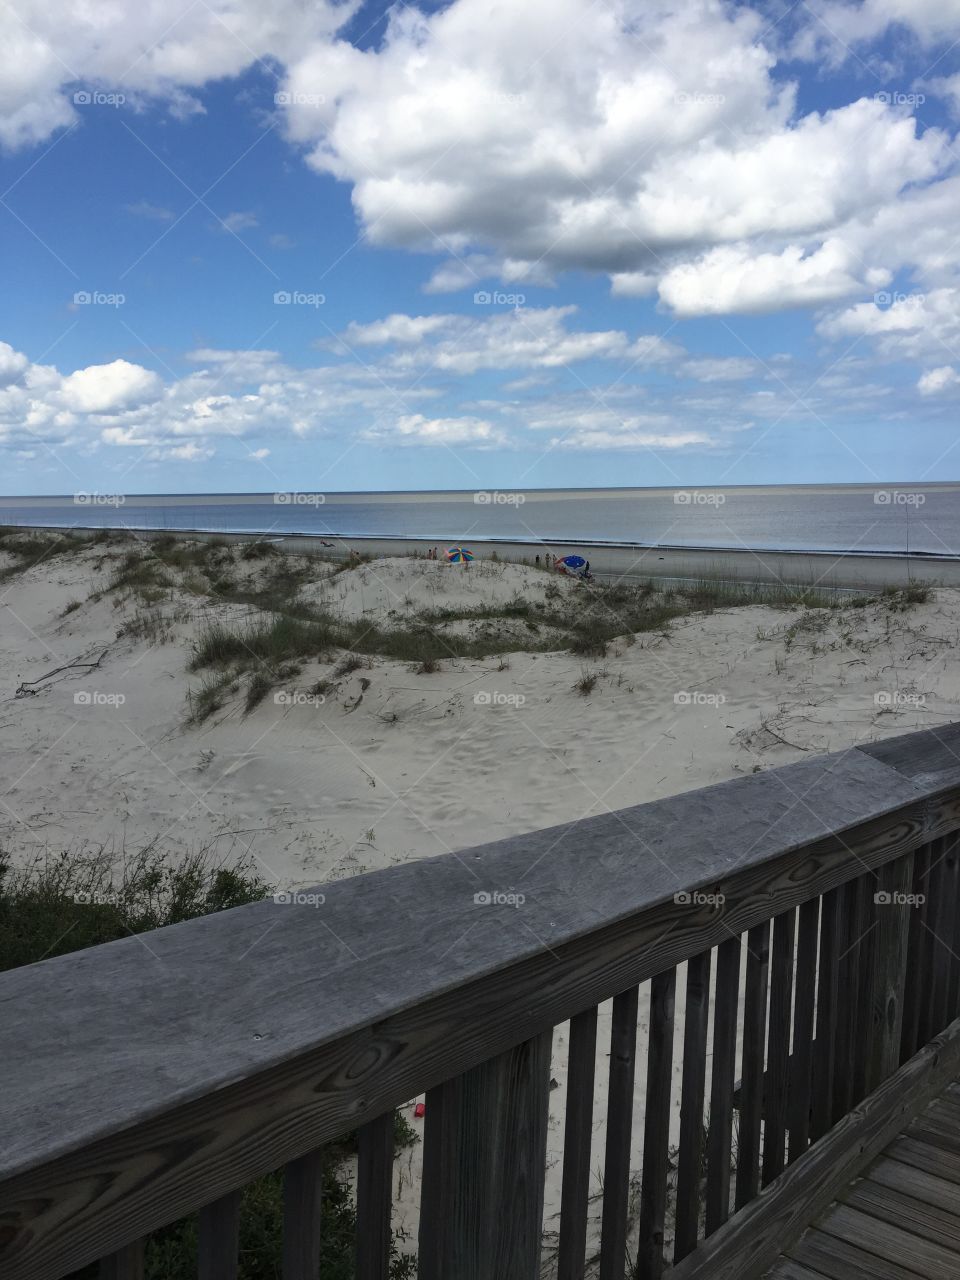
[3,723,960,1279]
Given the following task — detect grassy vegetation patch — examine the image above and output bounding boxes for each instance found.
[0,848,417,1279]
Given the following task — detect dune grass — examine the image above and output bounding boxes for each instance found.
[1,847,417,1280]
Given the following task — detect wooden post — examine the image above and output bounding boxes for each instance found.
[198,1189,241,1280]
[637,968,677,1280]
[707,937,741,1235]
[282,1149,324,1280]
[867,853,915,1092]
[557,1006,599,1280]
[599,987,641,1280]
[736,922,770,1207]
[418,1032,552,1280]
[674,950,712,1263]
[99,1244,144,1280]
[357,1112,395,1280]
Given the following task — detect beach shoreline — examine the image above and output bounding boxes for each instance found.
[7,521,960,589]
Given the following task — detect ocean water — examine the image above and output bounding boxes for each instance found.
[1,484,958,556]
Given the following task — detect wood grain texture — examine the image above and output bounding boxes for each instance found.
[736,922,770,1208]
[764,1260,829,1280]
[789,898,819,1163]
[357,1111,395,1280]
[99,1243,144,1280]
[674,950,712,1264]
[599,987,640,1280]
[811,888,841,1143]
[0,735,956,1279]
[833,879,863,1122]
[817,1203,960,1279]
[844,1177,960,1252]
[788,1225,931,1280]
[900,843,932,1063]
[887,1134,960,1185]
[197,1190,240,1280]
[706,937,741,1236]
[764,909,795,1187]
[557,1006,598,1280]
[282,1149,324,1280]
[867,1154,960,1213]
[866,854,914,1093]
[417,1032,551,1280]
[929,839,955,1040]
[919,839,947,1048]
[668,1017,960,1280]
[637,968,676,1280]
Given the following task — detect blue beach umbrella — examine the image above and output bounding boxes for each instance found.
[559,554,586,571]
[446,546,475,563]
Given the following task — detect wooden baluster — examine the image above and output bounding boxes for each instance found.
[852,876,879,1106]
[357,1111,395,1280]
[598,987,640,1280]
[557,1006,599,1280]
[789,896,820,1162]
[735,921,770,1208]
[418,1032,552,1280]
[637,969,676,1280]
[866,853,915,1093]
[900,843,931,1063]
[282,1148,324,1280]
[832,878,861,1124]
[947,833,960,1021]
[706,937,741,1235]
[198,1189,241,1280]
[932,838,960,1036]
[920,838,949,1043]
[763,908,795,1186]
[674,950,712,1264]
[811,886,841,1141]
[99,1243,144,1280]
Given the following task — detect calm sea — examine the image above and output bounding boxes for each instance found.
[1,485,958,556]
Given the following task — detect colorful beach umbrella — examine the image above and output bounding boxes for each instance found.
[559,554,586,571]
[446,546,475,563]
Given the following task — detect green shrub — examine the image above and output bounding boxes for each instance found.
[0,849,417,1280]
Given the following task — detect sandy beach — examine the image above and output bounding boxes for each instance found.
[2,529,957,1268]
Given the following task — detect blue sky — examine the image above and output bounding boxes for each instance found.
[1,0,960,495]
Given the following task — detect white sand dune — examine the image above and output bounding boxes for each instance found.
[1,539,957,1270]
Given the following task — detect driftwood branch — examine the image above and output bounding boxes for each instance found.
[15,649,109,698]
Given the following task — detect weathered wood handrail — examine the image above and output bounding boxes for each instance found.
[3,723,960,1278]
